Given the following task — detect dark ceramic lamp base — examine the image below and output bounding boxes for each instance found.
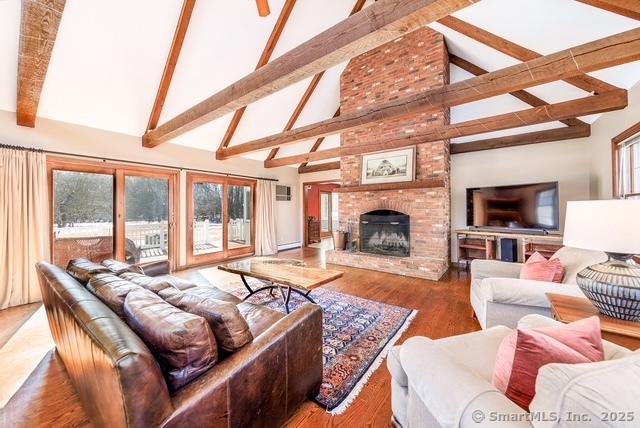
[577,253,640,321]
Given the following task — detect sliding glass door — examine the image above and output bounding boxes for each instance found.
[192,180,224,257]
[187,173,255,264]
[227,181,253,251]
[124,175,170,264]
[52,169,115,268]
[49,159,178,269]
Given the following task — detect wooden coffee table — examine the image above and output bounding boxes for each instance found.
[547,293,640,350]
[218,257,343,313]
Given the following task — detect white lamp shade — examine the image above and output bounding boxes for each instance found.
[563,200,640,254]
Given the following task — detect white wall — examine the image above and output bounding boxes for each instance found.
[450,83,640,261]
[0,110,302,265]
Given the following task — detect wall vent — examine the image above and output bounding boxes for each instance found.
[276,185,291,201]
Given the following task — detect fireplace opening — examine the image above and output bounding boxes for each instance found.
[360,210,410,257]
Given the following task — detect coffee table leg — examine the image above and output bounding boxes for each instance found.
[287,287,316,304]
[240,274,253,295]
[284,287,292,314]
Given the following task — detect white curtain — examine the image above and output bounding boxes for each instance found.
[0,147,49,309]
[254,180,278,256]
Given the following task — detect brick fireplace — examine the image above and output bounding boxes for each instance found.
[326,27,451,280]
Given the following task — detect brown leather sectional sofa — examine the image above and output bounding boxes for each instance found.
[36,261,323,428]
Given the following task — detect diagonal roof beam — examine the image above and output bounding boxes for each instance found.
[265,71,323,160]
[437,15,621,95]
[215,28,640,159]
[262,91,626,167]
[17,0,66,127]
[266,0,366,161]
[449,54,587,128]
[576,0,640,20]
[298,108,341,172]
[142,0,481,147]
[217,0,298,151]
[147,0,196,131]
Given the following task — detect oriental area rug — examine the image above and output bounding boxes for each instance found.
[227,280,416,414]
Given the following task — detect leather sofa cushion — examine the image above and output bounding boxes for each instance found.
[162,289,253,352]
[181,285,242,304]
[66,258,110,284]
[87,273,141,318]
[138,260,170,277]
[124,288,218,391]
[120,272,178,294]
[237,302,284,338]
[102,259,144,275]
[154,275,199,291]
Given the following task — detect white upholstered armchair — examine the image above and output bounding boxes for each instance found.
[387,314,639,428]
[470,246,607,329]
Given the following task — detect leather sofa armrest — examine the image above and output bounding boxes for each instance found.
[165,304,323,427]
[399,337,530,428]
[480,278,585,308]
[137,260,170,277]
[471,259,523,282]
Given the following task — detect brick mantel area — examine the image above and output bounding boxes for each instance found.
[326,27,451,280]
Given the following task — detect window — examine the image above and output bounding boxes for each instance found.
[49,158,178,269]
[616,135,640,199]
[320,192,331,233]
[187,173,255,264]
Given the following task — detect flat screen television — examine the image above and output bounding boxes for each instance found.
[466,182,560,233]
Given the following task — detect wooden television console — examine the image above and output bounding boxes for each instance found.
[455,229,563,269]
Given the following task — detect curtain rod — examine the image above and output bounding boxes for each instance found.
[0,143,279,182]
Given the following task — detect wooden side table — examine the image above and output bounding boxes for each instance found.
[546,293,640,350]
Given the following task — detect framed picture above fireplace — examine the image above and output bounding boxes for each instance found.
[361,147,415,185]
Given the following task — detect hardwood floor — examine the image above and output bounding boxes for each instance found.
[0,247,479,427]
[0,302,40,349]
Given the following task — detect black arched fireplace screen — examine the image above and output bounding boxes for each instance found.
[359,210,410,257]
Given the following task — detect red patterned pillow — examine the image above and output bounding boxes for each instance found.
[520,251,564,283]
[493,316,604,410]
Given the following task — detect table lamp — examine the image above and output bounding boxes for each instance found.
[564,200,640,321]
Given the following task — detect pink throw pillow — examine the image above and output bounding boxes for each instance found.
[520,251,564,283]
[493,316,604,410]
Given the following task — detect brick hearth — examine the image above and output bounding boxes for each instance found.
[326,27,451,280]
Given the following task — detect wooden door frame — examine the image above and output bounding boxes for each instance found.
[185,172,256,266]
[47,156,180,271]
[302,179,340,247]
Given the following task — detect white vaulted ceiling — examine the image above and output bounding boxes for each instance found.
[0,0,638,166]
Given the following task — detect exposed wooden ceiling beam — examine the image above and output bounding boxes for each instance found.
[449,54,587,128]
[438,15,620,94]
[217,28,640,159]
[147,0,196,131]
[298,108,341,171]
[576,0,640,20]
[217,0,297,151]
[266,70,324,161]
[450,124,591,154]
[142,0,480,147]
[266,0,366,161]
[263,91,626,167]
[17,0,66,127]
[298,161,341,174]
